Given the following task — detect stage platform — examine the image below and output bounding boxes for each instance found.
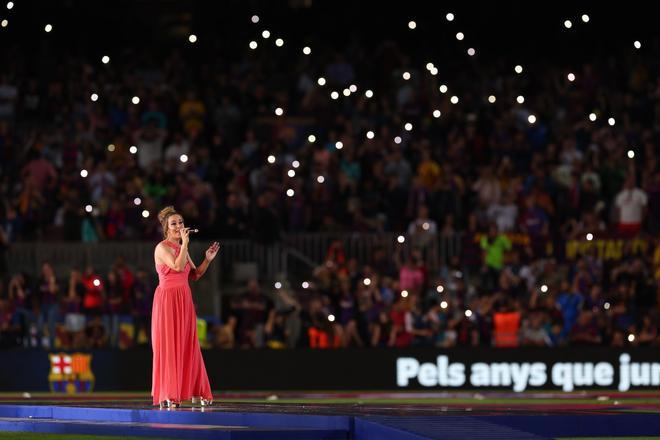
[1,391,660,439]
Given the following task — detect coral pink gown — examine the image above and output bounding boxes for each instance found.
[151,240,212,405]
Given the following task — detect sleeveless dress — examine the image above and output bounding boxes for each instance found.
[151,240,212,405]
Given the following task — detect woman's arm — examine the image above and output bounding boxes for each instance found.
[155,243,188,272]
[188,253,209,281]
[189,242,220,281]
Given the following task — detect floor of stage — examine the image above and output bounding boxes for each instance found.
[1,391,660,439]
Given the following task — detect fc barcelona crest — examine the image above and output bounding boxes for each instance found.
[48,353,95,393]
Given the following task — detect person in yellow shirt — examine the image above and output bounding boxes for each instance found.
[179,91,206,137]
[417,148,441,190]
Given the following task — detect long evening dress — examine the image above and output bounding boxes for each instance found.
[151,240,212,405]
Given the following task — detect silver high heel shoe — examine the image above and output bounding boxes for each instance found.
[159,399,181,409]
[192,396,213,407]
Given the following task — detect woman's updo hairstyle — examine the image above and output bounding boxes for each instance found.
[158,206,180,239]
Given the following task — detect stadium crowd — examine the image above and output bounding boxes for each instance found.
[0,4,658,350]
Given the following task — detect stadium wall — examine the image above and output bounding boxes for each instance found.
[1,348,658,393]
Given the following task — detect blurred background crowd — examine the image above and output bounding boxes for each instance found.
[0,0,658,351]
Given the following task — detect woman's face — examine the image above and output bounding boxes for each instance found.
[166,214,185,239]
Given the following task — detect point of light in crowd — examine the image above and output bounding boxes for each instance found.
[582,14,590,23]
[450,96,459,104]
[251,15,259,24]
[628,334,635,342]
[402,71,411,80]
[440,301,448,309]
[363,278,371,286]
[7,2,13,10]
[302,281,309,289]
[365,89,374,98]
[456,32,464,41]
[335,141,343,149]
[180,154,188,163]
[275,38,284,47]
[589,112,597,121]
[397,235,405,243]
[275,107,284,116]
[349,84,357,93]
[317,175,325,183]
[422,222,430,230]
[604,302,611,310]
[93,279,101,287]
[107,144,115,152]
[343,88,351,97]
[1,19,7,27]
[408,20,416,30]
[274,281,282,289]
[488,95,496,103]
[517,95,525,104]
[446,12,454,21]
[528,114,537,124]
[101,55,110,64]
[404,122,413,131]
[129,146,138,154]
[307,134,316,143]
[44,24,53,33]
[141,210,149,218]
[467,48,476,56]
[286,189,294,197]
[465,309,472,317]
[261,30,270,39]
[634,40,641,49]
[188,34,197,43]
[564,19,572,29]
[567,73,575,82]
[131,96,140,105]
[627,150,635,159]
[426,62,434,70]
[436,285,444,293]
[287,169,295,177]
[439,84,448,93]
[90,93,98,102]
[267,155,276,164]
[303,46,311,55]
[430,67,438,75]
[133,197,141,206]
[85,204,93,213]
[366,131,375,139]
[394,136,402,144]
[586,232,594,241]
[540,284,548,293]
[328,314,335,322]
[608,117,615,126]
[249,40,258,49]
[317,77,326,86]
[433,110,441,118]
[331,91,339,100]
[292,160,300,168]
[80,169,88,178]
[401,290,409,298]
[514,65,523,74]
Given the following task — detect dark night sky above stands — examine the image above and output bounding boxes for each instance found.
[2,1,656,63]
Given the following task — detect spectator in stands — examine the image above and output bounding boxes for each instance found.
[480,223,512,293]
[229,279,274,348]
[62,270,85,350]
[614,174,648,237]
[35,262,59,349]
[407,204,437,249]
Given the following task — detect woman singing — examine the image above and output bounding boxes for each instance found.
[152,206,220,408]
